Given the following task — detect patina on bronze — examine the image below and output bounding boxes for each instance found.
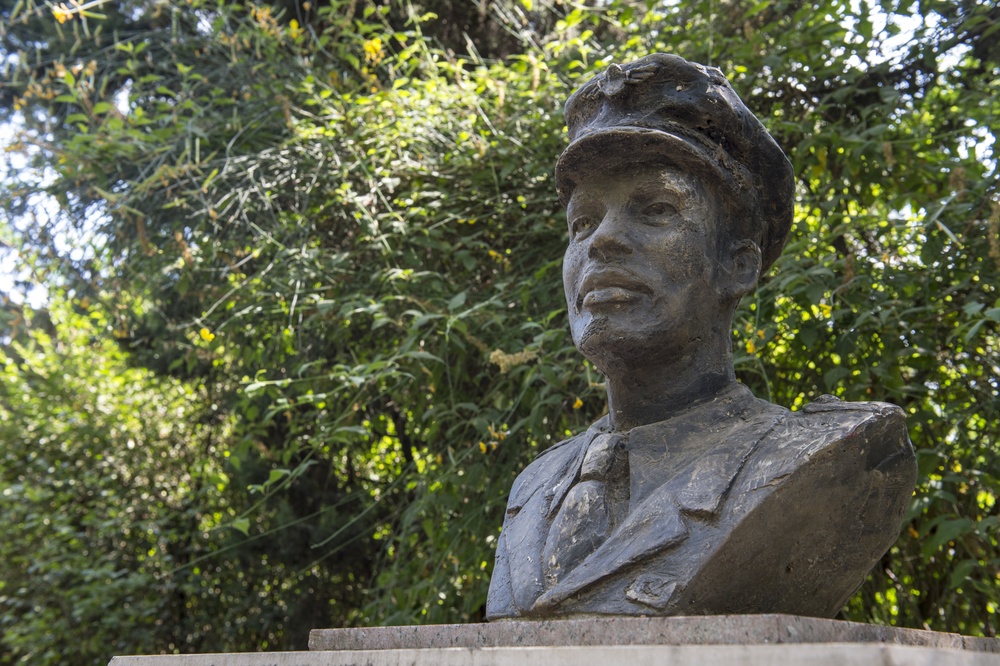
[486,54,917,620]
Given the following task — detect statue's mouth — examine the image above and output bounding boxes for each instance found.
[577,270,651,312]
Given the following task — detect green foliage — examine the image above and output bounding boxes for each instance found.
[1,0,997,662]
[1,298,280,663]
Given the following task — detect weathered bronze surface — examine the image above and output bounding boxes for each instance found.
[486,54,916,620]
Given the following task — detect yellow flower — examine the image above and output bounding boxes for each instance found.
[199,327,215,342]
[746,339,757,354]
[819,303,832,318]
[363,37,384,65]
[288,19,303,39]
[478,441,487,454]
[52,3,72,23]
[572,397,583,409]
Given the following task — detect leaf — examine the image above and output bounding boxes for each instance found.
[334,425,369,436]
[267,469,290,485]
[822,366,850,389]
[200,167,220,192]
[743,0,772,19]
[948,559,977,591]
[411,313,444,329]
[401,350,444,363]
[934,220,963,247]
[230,518,251,536]
[448,290,467,311]
[962,301,984,316]
[921,518,975,559]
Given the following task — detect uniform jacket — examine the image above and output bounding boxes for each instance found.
[486,383,916,619]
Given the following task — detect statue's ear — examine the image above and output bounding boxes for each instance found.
[726,239,761,299]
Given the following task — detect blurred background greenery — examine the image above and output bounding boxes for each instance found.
[1,0,997,663]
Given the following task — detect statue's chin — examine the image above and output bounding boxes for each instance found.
[575,323,655,378]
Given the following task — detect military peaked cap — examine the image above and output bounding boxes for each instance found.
[556,53,795,274]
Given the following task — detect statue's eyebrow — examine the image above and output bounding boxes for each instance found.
[566,189,602,213]
[630,182,686,204]
[634,175,701,204]
[630,187,680,204]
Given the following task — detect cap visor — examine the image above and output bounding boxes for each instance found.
[555,127,742,207]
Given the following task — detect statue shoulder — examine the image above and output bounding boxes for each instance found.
[776,395,910,462]
[739,395,914,495]
[798,395,912,466]
[682,395,916,617]
[799,393,906,421]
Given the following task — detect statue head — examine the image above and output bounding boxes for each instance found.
[556,54,795,378]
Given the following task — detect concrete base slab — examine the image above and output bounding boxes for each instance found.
[310,614,997,652]
[110,644,1000,666]
[109,615,1000,666]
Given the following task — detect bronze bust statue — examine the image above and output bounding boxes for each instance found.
[486,54,916,620]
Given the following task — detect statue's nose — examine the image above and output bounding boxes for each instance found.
[587,210,634,261]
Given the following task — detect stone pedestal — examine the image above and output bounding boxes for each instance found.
[109,614,1000,665]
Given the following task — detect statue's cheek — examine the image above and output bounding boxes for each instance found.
[562,247,585,300]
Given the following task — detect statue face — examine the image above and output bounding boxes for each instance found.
[562,166,728,373]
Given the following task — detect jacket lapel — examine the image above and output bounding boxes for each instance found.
[502,423,603,613]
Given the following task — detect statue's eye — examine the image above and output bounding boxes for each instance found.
[642,201,677,217]
[570,215,598,239]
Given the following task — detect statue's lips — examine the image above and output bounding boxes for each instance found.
[579,271,652,309]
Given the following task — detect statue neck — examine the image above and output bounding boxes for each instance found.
[602,337,737,432]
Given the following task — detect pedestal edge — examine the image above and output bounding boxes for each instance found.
[308,614,998,653]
